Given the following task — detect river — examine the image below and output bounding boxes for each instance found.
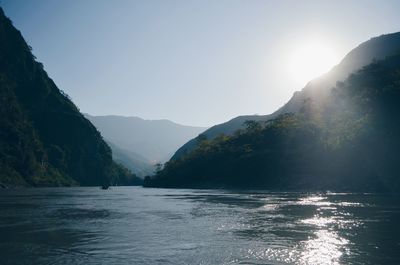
[0,187,399,264]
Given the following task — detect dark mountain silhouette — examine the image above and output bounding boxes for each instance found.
[146,33,400,192]
[0,8,140,187]
[85,114,206,174]
[172,32,400,160]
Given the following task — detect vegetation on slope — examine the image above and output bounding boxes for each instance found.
[172,32,400,160]
[145,55,400,191]
[0,8,140,187]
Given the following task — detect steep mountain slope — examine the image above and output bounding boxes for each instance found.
[0,8,138,187]
[106,140,154,177]
[85,114,206,164]
[172,32,400,160]
[146,48,400,191]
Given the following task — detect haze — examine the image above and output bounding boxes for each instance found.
[2,0,400,127]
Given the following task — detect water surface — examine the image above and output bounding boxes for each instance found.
[1,187,399,264]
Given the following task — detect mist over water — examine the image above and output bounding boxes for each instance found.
[1,187,399,265]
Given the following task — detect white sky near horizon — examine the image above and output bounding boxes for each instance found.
[2,0,400,127]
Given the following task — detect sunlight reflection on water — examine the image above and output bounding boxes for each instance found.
[253,194,364,265]
[300,229,349,265]
[1,188,399,265]
[296,195,359,265]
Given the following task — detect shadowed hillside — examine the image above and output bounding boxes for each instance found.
[146,39,400,191]
[172,32,400,160]
[0,8,140,187]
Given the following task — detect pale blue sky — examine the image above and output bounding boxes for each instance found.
[2,0,400,126]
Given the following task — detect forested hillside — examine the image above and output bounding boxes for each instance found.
[146,55,400,191]
[172,32,400,160]
[0,8,139,187]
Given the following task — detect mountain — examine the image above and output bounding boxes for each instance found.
[85,114,206,174]
[172,32,400,160]
[106,140,154,177]
[0,8,140,187]
[146,34,400,192]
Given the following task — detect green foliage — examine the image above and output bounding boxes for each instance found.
[0,8,137,187]
[145,55,400,192]
[109,162,143,186]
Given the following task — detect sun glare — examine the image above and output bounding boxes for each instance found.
[287,41,339,87]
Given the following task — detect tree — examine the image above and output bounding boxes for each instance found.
[196,133,208,143]
[154,163,163,174]
[244,120,262,133]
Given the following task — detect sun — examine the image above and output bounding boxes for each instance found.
[287,41,339,87]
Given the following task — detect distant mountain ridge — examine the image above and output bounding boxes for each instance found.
[85,114,206,176]
[172,32,400,160]
[105,140,153,177]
